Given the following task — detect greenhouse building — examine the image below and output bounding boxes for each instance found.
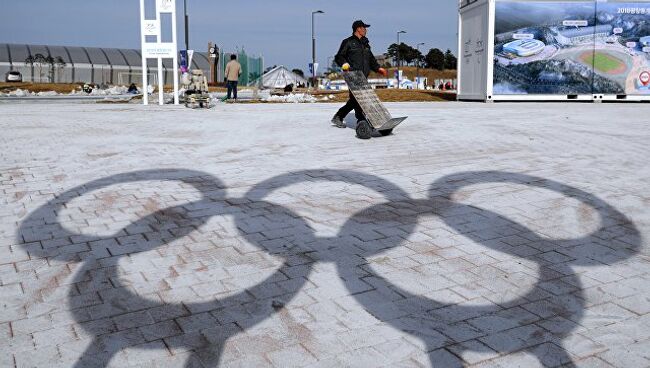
[0,43,263,86]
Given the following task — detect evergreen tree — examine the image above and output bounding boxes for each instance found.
[387,43,420,66]
[425,48,445,70]
[444,49,458,70]
[404,47,423,66]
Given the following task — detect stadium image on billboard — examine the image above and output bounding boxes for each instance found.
[493,0,650,95]
[503,39,546,57]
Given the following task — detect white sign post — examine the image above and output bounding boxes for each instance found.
[140,0,179,105]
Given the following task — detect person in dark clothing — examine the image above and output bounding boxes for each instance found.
[127,83,138,94]
[331,20,387,128]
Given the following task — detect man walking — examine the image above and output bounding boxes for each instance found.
[224,54,241,100]
[331,20,387,128]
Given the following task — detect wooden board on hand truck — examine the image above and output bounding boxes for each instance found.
[342,70,408,139]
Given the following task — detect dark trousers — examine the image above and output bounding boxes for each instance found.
[336,92,365,121]
[226,81,238,99]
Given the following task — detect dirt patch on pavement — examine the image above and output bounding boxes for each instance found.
[53,174,67,183]
[87,152,119,160]
[0,82,83,94]
[312,89,454,103]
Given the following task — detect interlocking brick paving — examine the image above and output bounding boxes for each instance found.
[0,102,648,367]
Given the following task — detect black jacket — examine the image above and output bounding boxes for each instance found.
[335,35,381,77]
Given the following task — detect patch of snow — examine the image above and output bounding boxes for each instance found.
[318,94,337,101]
[90,86,129,96]
[264,93,316,103]
[7,89,30,97]
[36,91,59,96]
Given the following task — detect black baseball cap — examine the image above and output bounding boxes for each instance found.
[352,20,371,31]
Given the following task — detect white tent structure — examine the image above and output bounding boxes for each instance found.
[261,66,308,89]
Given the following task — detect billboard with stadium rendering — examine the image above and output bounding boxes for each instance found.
[493,0,650,96]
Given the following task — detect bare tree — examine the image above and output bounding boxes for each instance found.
[45,56,55,83]
[24,55,35,82]
[54,57,67,83]
[32,54,47,83]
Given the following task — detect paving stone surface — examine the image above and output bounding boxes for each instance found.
[0,102,649,367]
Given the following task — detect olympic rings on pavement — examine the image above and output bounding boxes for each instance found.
[17,169,641,367]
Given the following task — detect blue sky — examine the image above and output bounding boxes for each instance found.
[0,0,458,71]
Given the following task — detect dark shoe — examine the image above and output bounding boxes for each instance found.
[331,115,346,128]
